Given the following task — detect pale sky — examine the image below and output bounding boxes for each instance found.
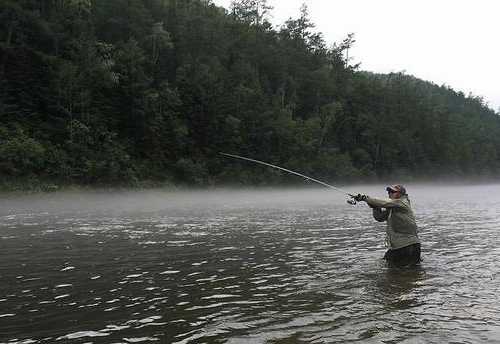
[212,0,500,112]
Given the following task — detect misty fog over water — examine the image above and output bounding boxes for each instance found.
[1,184,500,343]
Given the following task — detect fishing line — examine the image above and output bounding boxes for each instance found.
[220,152,355,197]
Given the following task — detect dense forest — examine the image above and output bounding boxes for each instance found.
[1,0,500,190]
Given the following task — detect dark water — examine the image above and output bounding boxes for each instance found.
[1,185,500,343]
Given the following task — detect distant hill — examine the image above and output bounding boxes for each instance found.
[1,0,499,190]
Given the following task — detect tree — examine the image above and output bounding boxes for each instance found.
[230,0,272,25]
[2,0,500,189]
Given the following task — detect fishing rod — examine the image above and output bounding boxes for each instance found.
[220,152,359,204]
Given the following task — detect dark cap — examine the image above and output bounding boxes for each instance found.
[386,184,407,195]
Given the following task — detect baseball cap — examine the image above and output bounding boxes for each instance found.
[386,184,407,195]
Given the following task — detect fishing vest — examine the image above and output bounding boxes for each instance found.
[367,195,420,250]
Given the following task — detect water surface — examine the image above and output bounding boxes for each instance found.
[1,184,500,343]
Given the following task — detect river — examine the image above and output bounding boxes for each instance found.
[1,184,500,343]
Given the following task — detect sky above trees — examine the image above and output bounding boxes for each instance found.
[213,0,500,111]
[2,0,499,190]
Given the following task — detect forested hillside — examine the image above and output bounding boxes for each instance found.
[1,0,499,189]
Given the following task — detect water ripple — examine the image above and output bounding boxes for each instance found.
[2,187,500,343]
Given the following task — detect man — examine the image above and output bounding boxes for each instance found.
[354,185,421,267]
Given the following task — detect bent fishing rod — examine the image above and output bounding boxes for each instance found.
[220,152,360,205]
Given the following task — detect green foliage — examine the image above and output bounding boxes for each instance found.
[1,0,500,190]
[174,158,208,185]
[0,127,46,176]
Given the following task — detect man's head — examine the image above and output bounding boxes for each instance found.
[386,184,407,199]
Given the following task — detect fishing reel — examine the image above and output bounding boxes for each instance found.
[347,198,357,205]
[347,194,366,205]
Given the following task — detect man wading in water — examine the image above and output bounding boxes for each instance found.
[354,185,421,267]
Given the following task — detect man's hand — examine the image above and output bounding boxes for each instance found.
[353,194,368,202]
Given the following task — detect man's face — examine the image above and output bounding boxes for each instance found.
[388,190,400,199]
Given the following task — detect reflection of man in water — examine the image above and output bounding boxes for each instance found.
[354,185,421,266]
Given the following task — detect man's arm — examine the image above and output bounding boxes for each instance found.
[372,207,389,222]
[365,196,407,209]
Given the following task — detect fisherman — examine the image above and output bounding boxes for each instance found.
[353,185,421,267]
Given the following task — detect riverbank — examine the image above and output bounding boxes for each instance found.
[1,173,499,195]
[0,178,180,194]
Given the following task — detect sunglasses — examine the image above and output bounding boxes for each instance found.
[387,189,398,194]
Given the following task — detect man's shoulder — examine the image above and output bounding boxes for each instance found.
[394,196,412,210]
